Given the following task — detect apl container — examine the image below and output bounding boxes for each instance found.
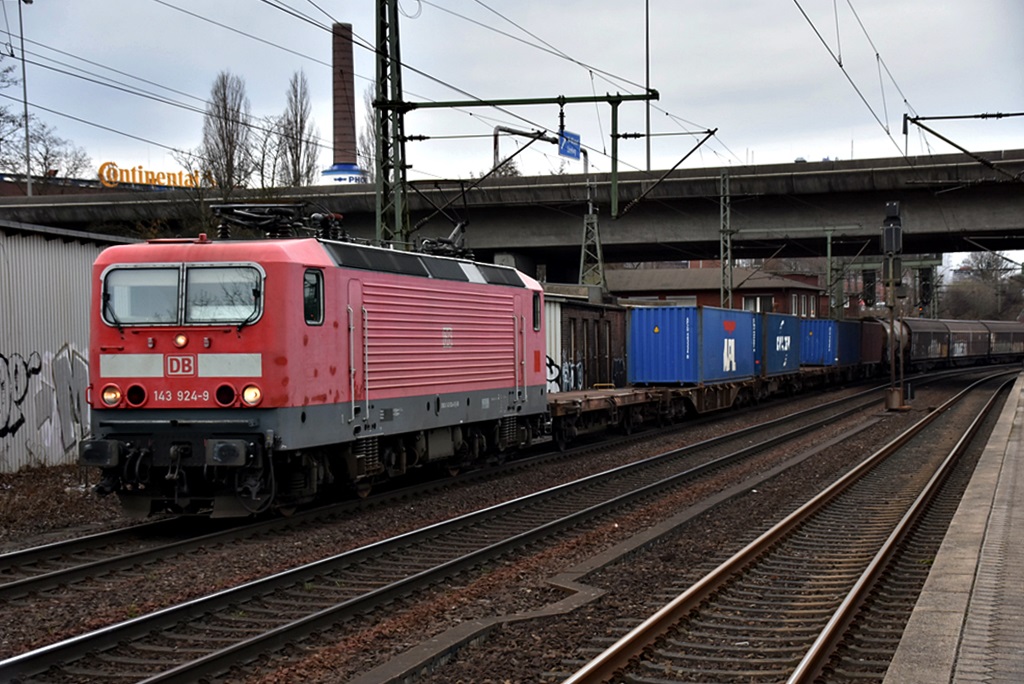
[628,306,756,385]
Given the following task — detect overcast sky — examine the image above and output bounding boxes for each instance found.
[2,0,1022,182]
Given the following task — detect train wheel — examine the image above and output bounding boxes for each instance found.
[447,465,461,477]
[622,407,640,435]
[276,505,297,517]
[554,417,576,452]
[355,482,372,498]
[235,455,275,515]
[555,426,572,452]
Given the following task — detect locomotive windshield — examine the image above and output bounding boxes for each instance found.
[104,267,179,324]
[184,267,261,324]
[102,264,263,326]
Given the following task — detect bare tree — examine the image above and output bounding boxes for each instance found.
[251,114,285,192]
[0,57,22,171]
[169,147,219,233]
[29,120,91,185]
[0,112,24,172]
[202,71,254,195]
[474,157,521,178]
[0,56,90,184]
[278,70,321,187]
[940,251,1024,320]
[356,85,376,184]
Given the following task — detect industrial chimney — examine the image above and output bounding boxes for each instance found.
[322,22,365,184]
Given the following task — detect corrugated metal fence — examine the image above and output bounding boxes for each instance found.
[0,229,101,473]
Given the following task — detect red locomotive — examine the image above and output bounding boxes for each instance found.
[79,214,548,516]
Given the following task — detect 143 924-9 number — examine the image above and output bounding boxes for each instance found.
[153,389,210,403]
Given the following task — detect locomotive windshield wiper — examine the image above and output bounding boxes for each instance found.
[237,288,261,332]
[103,292,124,333]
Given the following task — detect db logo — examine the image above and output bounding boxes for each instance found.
[166,355,196,376]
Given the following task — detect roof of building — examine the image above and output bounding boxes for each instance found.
[0,218,136,246]
[605,267,822,293]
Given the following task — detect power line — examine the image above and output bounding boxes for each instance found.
[791,0,905,156]
[12,1,716,180]
[415,0,732,165]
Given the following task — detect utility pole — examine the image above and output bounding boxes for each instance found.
[579,187,604,288]
[18,0,32,197]
[373,1,655,249]
[374,0,409,247]
[645,0,651,171]
[882,201,905,411]
[719,171,733,308]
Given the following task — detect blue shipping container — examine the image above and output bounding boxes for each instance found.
[836,319,862,367]
[759,313,801,377]
[628,306,756,385]
[800,319,837,366]
[800,319,862,367]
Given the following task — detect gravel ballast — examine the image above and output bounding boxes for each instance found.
[0,382,940,681]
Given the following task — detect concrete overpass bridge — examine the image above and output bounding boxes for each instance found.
[1,149,1021,283]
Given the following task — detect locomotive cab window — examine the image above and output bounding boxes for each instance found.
[103,267,180,325]
[304,269,324,325]
[185,266,262,324]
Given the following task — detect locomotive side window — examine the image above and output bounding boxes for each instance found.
[304,269,324,325]
[185,266,262,324]
[103,267,179,325]
[533,292,541,331]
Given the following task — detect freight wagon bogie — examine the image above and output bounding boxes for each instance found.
[547,386,675,450]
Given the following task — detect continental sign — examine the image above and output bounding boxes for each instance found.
[98,162,216,189]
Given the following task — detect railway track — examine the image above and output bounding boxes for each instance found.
[0,377,893,603]
[0,380,898,682]
[561,370,1013,684]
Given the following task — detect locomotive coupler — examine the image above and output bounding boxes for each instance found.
[79,438,121,468]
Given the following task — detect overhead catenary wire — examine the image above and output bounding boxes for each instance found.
[793,0,1014,191]
[16,0,995,187]
[7,0,720,182]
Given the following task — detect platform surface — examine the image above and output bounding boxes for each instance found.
[884,373,1024,684]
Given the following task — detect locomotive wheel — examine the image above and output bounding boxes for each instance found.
[355,482,372,498]
[235,456,275,515]
[447,465,461,477]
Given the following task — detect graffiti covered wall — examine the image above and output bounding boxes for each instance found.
[0,347,90,468]
[546,355,584,394]
[0,227,109,473]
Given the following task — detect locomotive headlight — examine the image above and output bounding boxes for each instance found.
[101,384,122,406]
[241,384,263,406]
[173,333,189,348]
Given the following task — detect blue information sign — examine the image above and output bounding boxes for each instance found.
[558,131,581,160]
